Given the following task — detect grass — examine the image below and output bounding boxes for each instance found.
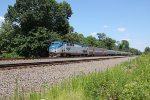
[0,52,21,58]
[2,54,150,100]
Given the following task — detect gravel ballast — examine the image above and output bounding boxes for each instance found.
[0,57,136,96]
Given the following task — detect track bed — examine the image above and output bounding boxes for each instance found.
[0,56,126,68]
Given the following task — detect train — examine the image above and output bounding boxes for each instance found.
[49,41,132,57]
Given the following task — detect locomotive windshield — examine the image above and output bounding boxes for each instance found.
[49,42,62,49]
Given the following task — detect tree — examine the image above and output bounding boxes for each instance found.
[83,36,99,47]
[113,41,120,50]
[0,22,16,52]
[144,47,150,54]
[129,48,142,55]
[97,33,106,41]
[68,26,74,33]
[0,0,73,57]
[62,32,83,44]
[119,40,129,51]
[96,33,117,49]
[5,0,72,35]
[103,37,116,50]
[16,28,61,57]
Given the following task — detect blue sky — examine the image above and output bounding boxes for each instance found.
[0,0,150,51]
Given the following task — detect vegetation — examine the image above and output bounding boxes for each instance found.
[0,0,142,58]
[129,47,142,55]
[2,54,149,100]
[0,0,72,57]
[0,52,20,58]
[144,47,150,54]
[119,40,129,51]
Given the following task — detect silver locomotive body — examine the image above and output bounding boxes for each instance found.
[49,41,88,56]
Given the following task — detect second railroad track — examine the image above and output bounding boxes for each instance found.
[0,56,127,69]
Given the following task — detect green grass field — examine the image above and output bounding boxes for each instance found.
[5,54,150,100]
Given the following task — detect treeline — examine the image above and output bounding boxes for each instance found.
[51,32,142,55]
[144,47,150,54]
[0,0,143,58]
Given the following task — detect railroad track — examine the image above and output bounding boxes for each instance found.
[0,56,126,69]
[0,56,93,61]
[0,56,66,61]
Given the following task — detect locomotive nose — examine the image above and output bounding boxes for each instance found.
[49,48,57,53]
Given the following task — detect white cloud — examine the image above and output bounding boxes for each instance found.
[117,27,126,32]
[0,16,4,22]
[103,25,110,28]
[120,38,131,41]
[91,32,97,37]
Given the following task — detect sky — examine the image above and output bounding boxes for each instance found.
[0,0,150,52]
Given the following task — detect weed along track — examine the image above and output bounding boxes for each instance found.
[0,56,136,97]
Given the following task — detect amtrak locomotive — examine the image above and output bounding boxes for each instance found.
[49,41,132,57]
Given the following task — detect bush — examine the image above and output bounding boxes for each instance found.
[1,52,20,58]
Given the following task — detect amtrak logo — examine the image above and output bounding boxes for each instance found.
[66,47,71,51]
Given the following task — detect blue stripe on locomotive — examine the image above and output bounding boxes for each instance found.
[49,41,63,49]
